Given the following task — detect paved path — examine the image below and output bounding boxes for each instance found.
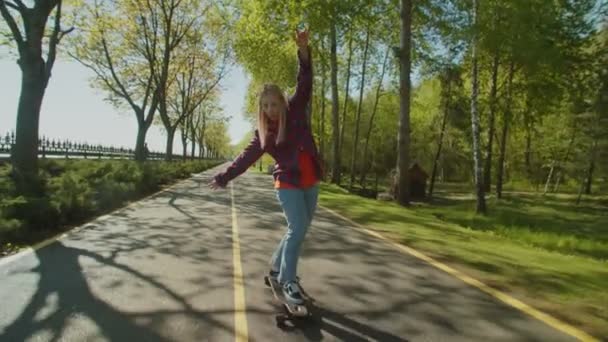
[0,164,578,341]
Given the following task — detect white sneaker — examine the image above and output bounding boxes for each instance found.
[282,281,304,305]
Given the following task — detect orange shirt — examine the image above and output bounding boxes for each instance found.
[274,150,318,189]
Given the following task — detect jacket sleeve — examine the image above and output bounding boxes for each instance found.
[214,130,264,187]
[289,46,313,113]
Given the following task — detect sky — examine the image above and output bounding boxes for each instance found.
[0,52,252,154]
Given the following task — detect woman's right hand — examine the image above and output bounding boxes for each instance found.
[208,179,224,190]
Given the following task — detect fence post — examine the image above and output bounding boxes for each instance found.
[10,131,16,162]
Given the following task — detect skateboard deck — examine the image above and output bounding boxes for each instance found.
[264,276,313,324]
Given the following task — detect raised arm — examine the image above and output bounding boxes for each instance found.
[211,130,264,188]
[289,29,313,108]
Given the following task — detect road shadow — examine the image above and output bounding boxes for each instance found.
[283,305,410,342]
[0,170,241,341]
[233,172,577,342]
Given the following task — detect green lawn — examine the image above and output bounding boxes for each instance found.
[423,192,608,260]
[318,183,608,339]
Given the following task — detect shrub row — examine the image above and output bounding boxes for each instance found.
[0,159,222,251]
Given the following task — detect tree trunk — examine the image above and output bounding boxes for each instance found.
[525,115,533,178]
[396,0,412,206]
[495,108,509,199]
[190,116,197,160]
[428,74,451,197]
[339,29,354,158]
[13,56,46,182]
[496,60,515,199]
[543,160,555,195]
[181,128,187,160]
[360,47,390,188]
[6,1,64,189]
[483,49,500,192]
[319,37,327,168]
[201,118,206,159]
[135,123,149,161]
[575,138,597,204]
[158,86,175,161]
[554,127,577,192]
[470,0,486,213]
[584,138,598,195]
[165,127,176,161]
[330,20,341,185]
[190,138,196,160]
[349,28,370,189]
[576,174,585,205]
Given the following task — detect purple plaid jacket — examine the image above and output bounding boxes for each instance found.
[213,47,322,188]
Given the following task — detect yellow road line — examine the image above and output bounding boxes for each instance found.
[231,183,249,342]
[320,205,598,342]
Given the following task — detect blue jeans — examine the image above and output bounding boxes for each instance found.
[270,184,319,284]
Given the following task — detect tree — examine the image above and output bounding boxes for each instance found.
[1,0,73,190]
[469,0,486,213]
[428,65,462,197]
[69,0,163,162]
[163,12,229,160]
[483,37,500,192]
[339,22,354,160]
[329,18,341,184]
[205,119,230,159]
[185,100,221,159]
[395,0,412,206]
[169,53,225,160]
[149,0,214,161]
[576,24,608,202]
[349,26,370,189]
[359,46,390,189]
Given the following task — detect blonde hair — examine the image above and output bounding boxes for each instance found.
[258,84,287,149]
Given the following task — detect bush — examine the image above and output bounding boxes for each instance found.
[48,170,95,223]
[1,159,222,250]
[0,165,25,243]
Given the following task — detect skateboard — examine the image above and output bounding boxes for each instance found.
[264,275,314,326]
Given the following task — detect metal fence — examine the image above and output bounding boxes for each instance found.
[1,131,179,161]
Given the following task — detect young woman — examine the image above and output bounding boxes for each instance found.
[209,29,322,305]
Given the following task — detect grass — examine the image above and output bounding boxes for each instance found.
[423,192,608,260]
[318,183,608,339]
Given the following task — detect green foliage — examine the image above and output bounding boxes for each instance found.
[49,170,95,222]
[0,159,222,248]
[0,165,24,238]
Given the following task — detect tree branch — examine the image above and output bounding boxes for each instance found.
[12,0,26,11]
[3,1,19,11]
[46,0,63,82]
[0,0,25,50]
[100,34,140,115]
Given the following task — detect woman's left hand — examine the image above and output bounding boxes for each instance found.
[295,28,309,49]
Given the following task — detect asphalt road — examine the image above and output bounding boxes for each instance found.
[0,163,578,341]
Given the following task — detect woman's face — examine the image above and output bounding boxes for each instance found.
[261,93,284,122]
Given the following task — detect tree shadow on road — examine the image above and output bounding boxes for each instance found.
[1,242,170,341]
[234,172,577,342]
[299,306,409,342]
[1,172,242,341]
